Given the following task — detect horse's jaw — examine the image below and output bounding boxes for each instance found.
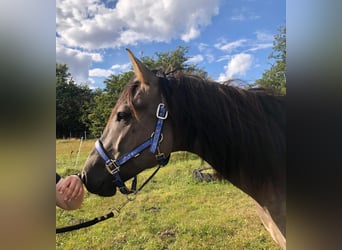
[86,181,117,197]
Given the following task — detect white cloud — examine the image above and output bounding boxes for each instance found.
[111,63,131,72]
[230,7,260,22]
[89,68,114,77]
[56,0,220,50]
[89,62,132,79]
[214,30,274,56]
[218,53,253,82]
[230,14,245,21]
[56,39,103,84]
[205,54,215,63]
[247,43,273,52]
[181,27,200,42]
[246,30,274,52]
[185,54,204,64]
[198,43,209,52]
[88,62,131,77]
[197,43,215,63]
[216,54,231,62]
[255,31,274,41]
[56,0,220,86]
[215,39,247,52]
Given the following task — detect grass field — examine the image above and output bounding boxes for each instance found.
[56,139,280,249]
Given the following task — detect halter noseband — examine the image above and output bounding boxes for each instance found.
[95,103,170,195]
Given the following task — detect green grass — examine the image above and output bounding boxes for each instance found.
[56,139,280,249]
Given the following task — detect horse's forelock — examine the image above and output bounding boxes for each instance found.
[106,80,139,129]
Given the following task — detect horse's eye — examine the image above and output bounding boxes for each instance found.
[116,111,131,122]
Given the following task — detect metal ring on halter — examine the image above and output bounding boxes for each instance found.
[126,192,137,201]
[150,132,164,143]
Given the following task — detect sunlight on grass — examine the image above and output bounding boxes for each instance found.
[56,139,280,249]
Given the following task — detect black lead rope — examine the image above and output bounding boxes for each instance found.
[56,212,115,234]
[56,165,162,234]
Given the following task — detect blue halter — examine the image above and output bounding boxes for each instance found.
[95,103,170,195]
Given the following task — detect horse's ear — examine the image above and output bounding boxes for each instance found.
[126,48,158,87]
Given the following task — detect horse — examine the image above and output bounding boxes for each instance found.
[81,49,286,249]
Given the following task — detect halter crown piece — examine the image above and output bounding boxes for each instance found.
[95,102,170,195]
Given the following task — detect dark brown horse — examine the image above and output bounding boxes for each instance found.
[82,49,286,249]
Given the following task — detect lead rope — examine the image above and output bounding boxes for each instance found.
[56,165,162,234]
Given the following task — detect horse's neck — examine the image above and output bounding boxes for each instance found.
[169,80,285,205]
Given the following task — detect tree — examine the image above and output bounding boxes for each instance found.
[56,63,94,138]
[256,26,286,94]
[104,71,135,98]
[141,45,208,78]
[86,92,113,137]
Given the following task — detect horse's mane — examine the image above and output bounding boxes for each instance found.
[160,73,286,188]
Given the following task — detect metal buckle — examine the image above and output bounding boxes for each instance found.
[105,160,120,175]
[156,103,168,119]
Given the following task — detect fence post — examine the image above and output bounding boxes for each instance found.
[74,137,83,168]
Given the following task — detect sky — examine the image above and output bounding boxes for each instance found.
[56,0,285,89]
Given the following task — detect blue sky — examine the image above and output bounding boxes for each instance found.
[56,0,285,89]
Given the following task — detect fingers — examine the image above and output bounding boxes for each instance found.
[67,181,83,201]
[57,175,84,201]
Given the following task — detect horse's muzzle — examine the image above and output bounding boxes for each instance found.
[81,171,118,197]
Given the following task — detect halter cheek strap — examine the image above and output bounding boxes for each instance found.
[95,103,170,195]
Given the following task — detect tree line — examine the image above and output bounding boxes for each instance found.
[56,27,286,139]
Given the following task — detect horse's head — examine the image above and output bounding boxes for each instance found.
[82,49,173,196]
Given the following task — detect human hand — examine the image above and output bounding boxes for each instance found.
[56,175,84,201]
